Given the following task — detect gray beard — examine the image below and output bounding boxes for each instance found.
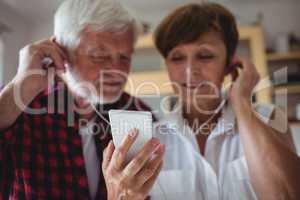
[61,67,116,105]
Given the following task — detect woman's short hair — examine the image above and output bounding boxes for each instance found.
[54,0,143,51]
[154,3,239,65]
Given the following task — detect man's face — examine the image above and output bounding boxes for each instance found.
[63,27,134,104]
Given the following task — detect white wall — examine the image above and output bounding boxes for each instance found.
[0,37,4,85]
[0,1,31,85]
[28,20,53,43]
[27,1,300,49]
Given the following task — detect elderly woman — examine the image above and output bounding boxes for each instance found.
[151,3,300,200]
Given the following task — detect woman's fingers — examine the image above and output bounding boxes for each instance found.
[141,161,163,194]
[102,134,163,200]
[238,58,260,84]
[236,57,259,76]
[102,140,115,171]
[228,64,239,82]
[228,56,243,82]
[135,145,165,187]
[229,57,260,84]
[110,129,139,170]
[123,138,161,178]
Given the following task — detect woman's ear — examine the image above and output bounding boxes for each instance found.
[225,55,237,75]
[225,55,239,81]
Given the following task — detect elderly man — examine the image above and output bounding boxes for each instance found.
[0,0,165,199]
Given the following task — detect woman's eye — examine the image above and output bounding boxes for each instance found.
[197,54,214,60]
[170,56,184,62]
[120,55,131,63]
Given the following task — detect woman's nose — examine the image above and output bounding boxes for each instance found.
[185,65,192,79]
[185,61,202,80]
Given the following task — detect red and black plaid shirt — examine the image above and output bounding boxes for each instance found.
[0,85,154,200]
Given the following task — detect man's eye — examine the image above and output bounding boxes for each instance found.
[91,55,109,61]
[120,55,131,62]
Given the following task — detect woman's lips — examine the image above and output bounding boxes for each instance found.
[103,81,123,87]
[181,82,202,89]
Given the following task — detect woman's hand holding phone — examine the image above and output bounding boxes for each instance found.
[102,129,165,200]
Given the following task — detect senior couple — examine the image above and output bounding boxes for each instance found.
[0,0,300,199]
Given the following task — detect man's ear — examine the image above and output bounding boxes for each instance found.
[52,37,67,53]
[52,36,71,64]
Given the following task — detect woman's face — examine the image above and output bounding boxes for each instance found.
[165,31,228,112]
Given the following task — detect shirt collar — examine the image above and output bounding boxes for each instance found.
[209,101,236,137]
[157,94,236,138]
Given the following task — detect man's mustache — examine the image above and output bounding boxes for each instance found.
[94,75,127,86]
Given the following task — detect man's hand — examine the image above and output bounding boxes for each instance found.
[102,129,165,200]
[0,38,69,130]
[14,38,68,97]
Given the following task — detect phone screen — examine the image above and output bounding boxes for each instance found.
[108,109,153,162]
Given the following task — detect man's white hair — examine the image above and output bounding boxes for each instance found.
[54,0,142,51]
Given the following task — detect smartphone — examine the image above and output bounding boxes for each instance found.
[108,109,153,162]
